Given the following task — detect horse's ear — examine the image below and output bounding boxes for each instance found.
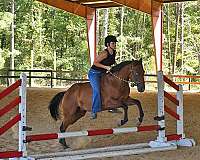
[139,58,142,63]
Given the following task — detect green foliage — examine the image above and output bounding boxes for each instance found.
[0,12,13,31]
[0,48,9,68]
[0,0,199,86]
[0,11,13,70]
[162,2,200,75]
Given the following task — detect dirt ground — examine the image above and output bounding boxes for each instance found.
[0,87,200,160]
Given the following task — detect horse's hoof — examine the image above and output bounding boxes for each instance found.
[63,145,69,149]
[59,139,69,149]
[138,117,143,123]
[117,119,128,126]
[117,121,122,127]
[136,121,142,127]
[135,117,142,127]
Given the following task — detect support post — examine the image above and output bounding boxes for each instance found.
[149,71,171,148]
[18,73,27,158]
[176,84,184,138]
[151,1,163,72]
[86,8,96,66]
[175,84,195,147]
[156,71,166,142]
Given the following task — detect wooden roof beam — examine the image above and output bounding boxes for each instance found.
[163,0,197,3]
[72,0,101,2]
[36,0,94,18]
[78,0,104,2]
[111,0,152,14]
[84,2,121,8]
[155,0,197,3]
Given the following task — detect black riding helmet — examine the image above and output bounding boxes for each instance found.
[105,35,118,47]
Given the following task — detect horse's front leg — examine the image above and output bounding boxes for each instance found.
[124,96,144,126]
[118,104,128,126]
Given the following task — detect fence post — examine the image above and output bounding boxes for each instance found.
[29,71,31,87]
[50,70,53,88]
[176,84,184,138]
[18,73,27,157]
[188,78,191,90]
[6,70,9,87]
[157,71,166,142]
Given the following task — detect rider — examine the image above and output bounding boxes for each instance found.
[88,35,118,119]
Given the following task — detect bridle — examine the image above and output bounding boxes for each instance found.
[108,64,143,87]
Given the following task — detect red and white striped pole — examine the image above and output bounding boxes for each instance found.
[26,125,160,142]
[18,73,27,157]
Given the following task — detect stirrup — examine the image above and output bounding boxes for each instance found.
[108,108,122,113]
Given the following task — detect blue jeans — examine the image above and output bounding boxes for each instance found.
[88,68,103,113]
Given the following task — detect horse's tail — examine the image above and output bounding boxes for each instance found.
[48,91,65,121]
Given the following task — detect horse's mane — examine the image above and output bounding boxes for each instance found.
[110,60,139,73]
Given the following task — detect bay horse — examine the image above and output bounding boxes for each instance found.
[48,58,145,148]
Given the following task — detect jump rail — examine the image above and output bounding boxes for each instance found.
[25,125,160,142]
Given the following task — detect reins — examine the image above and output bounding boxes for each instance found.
[107,71,137,86]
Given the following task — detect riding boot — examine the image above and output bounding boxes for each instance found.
[90,112,97,119]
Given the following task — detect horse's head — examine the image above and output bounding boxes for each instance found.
[129,58,145,92]
[109,59,145,92]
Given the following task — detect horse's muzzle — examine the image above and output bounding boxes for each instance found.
[137,83,145,92]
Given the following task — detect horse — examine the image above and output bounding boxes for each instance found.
[48,58,145,148]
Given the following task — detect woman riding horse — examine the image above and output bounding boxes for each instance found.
[48,59,145,148]
[88,35,118,119]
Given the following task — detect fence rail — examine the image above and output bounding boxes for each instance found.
[0,70,199,90]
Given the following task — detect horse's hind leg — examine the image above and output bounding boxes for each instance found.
[118,105,128,126]
[59,122,69,148]
[59,108,86,148]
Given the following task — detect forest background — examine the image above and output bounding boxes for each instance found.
[0,0,199,88]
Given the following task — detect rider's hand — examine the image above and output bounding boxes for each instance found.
[105,66,111,71]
